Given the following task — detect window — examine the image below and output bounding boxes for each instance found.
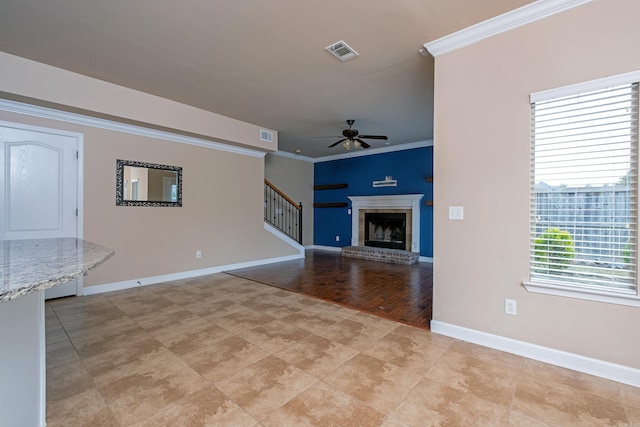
[526,73,640,306]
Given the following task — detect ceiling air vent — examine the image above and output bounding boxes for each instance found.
[325,40,359,62]
[260,129,273,143]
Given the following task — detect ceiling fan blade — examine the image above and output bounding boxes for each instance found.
[328,138,347,148]
[358,135,388,140]
[355,138,370,149]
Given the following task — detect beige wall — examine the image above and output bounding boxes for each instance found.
[0,51,299,288]
[0,110,298,287]
[0,52,277,152]
[432,0,640,369]
[265,154,314,246]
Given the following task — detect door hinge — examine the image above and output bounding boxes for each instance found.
[76,151,79,159]
[75,208,78,217]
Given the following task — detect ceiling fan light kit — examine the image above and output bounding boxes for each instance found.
[328,120,388,151]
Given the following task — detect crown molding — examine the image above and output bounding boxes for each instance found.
[270,150,315,163]
[270,139,433,163]
[0,98,267,158]
[424,0,594,57]
[312,139,434,163]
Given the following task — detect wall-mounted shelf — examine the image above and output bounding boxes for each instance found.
[372,176,397,187]
[314,183,348,190]
[425,177,433,206]
[314,202,349,208]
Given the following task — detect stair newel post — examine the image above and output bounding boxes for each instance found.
[298,203,303,244]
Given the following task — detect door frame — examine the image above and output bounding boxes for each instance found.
[0,120,85,295]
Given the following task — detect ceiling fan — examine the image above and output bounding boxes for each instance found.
[328,120,388,149]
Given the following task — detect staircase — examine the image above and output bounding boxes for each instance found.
[264,179,302,244]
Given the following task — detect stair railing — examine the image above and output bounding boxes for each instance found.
[264,179,302,244]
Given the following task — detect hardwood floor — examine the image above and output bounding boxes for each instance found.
[227,249,433,329]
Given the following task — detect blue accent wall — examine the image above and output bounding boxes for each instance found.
[314,146,433,257]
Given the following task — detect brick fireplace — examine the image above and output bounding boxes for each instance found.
[348,194,424,253]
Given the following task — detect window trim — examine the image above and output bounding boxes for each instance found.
[525,70,640,306]
[523,280,640,307]
[530,70,640,103]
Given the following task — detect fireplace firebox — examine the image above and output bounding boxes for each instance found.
[364,212,406,250]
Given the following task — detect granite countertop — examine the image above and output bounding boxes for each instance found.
[0,238,114,303]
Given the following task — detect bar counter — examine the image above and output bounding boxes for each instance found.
[1,238,114,302]
[0,238,113,427]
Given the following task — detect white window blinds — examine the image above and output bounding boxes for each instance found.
[530,82,639,294]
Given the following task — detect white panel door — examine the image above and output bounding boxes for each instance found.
[0,123,80,299]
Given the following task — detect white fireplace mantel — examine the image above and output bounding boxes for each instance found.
[348,194,424,252]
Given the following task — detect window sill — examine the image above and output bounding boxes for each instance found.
[523,280,640,307]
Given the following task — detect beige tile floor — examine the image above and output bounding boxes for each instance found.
[45,273,640,426]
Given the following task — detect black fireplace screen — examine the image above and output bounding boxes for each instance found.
[364,212,406,250]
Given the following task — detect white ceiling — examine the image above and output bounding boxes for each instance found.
[0,0,534,158]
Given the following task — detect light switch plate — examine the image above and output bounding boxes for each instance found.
[449,206,464,220]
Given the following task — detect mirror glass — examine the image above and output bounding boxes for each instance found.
[116,159,182,207]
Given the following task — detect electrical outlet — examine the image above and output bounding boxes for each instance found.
[196,250,202,259]
[335,235,340,242]
[505,299,517,315]
[449,206,464,220]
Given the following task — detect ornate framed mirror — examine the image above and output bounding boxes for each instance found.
[116,159,182,207]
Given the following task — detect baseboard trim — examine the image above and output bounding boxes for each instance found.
[306,245,342,252]
[264,222,305,256]
[430,320,640,388]
[81,253,305,296]
[308,246,432,261]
